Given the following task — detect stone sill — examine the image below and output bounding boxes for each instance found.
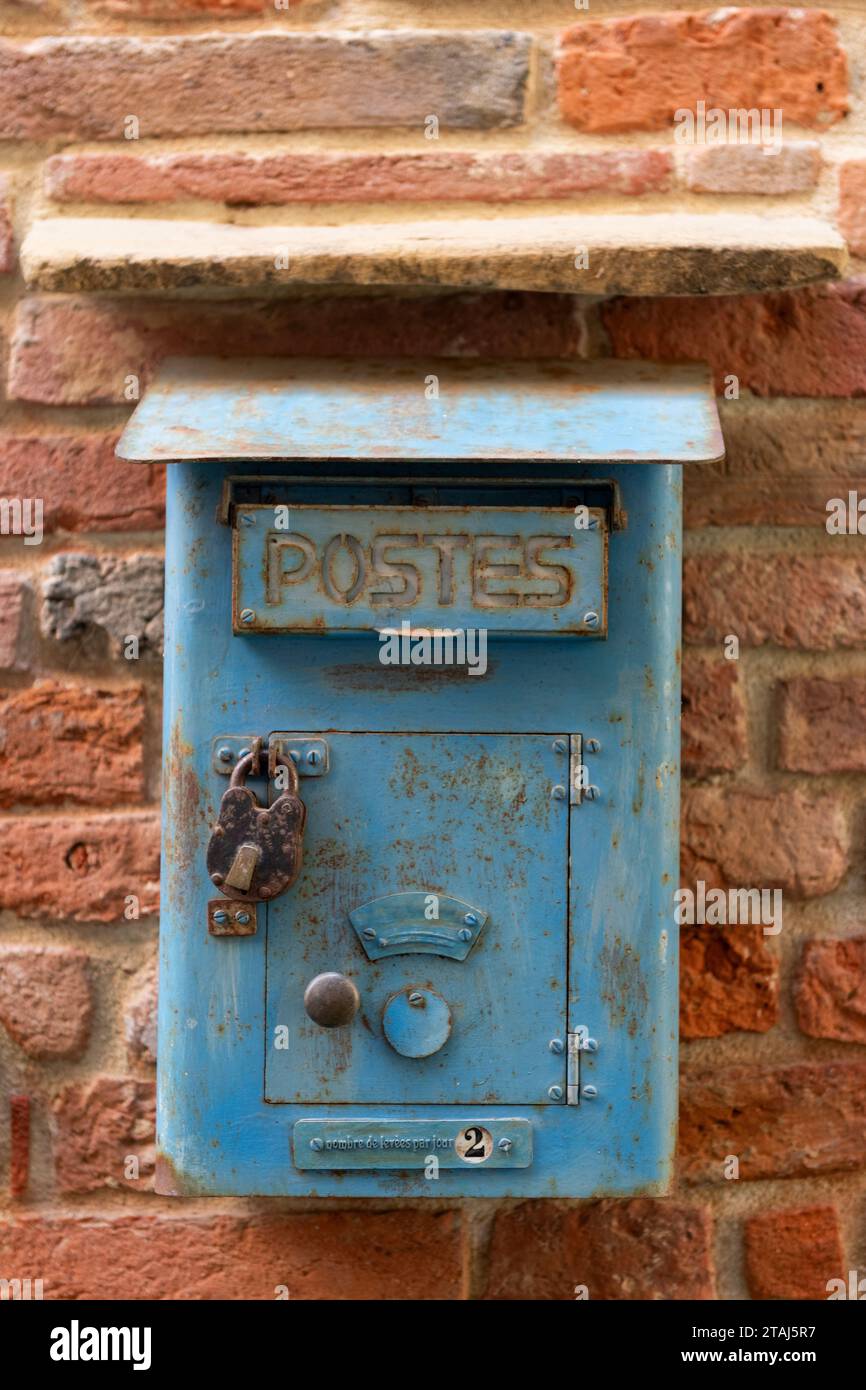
[20,213,846,298]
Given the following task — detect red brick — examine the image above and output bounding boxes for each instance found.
[9,1095,30,1199]
[0,811,159,922]
[683,141,820,195]
[745,1206,845,1300]
[87,0,262,15]
[685,471,866,527]
[0,948,92,1058]
[717,398,866,482]
[0,1210,462,1298]
[682,785,848,899]
[778,676,866,771]
[0,681,144,807]
[680,926,778,1038]
[52,1076,155,1193]
[684,552,866,650]
[484,1199,714,1300]
[0,433,164,532]
[557,9,847,134]
[838,160,866,259]
[8,293,585,406]
[0,570,30,670]
[45,148,672,205]
[0,33,531,140]
[681,649,747,774]
[795,937,866,1043]
[680,1061,866,1181]
[0,173,13,273]
[603,281,866,398]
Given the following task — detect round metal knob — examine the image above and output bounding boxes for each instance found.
[303,972,360,1028]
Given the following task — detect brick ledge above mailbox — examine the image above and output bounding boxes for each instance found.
[21,211,846,298]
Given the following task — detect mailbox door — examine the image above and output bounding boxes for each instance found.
[264,731,569,1104]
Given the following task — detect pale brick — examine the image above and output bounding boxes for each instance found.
[51,1076,155,1193]
[795,937,866,1043]
[683,142,820,195]
[0,947,92,1057]
[682,785,848,899]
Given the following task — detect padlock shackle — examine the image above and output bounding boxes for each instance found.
[230,749,300,797]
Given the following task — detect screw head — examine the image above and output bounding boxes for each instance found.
[583,611,600,630]
[240,513,256,527]
[552,738,568,755]
[289,749,301,764]
[463,913,478,927]
[458,928,473,943]
[498,1138,512,1154]
[212,909,229,925]
[240,609,255,625]
[306,748,321,766]
[235,911,251,926]
[362,927,377,941]
[549,1038,564,1055]
[551,784,567,801]
[309,1137,324,1152]
[582,1085,598,1100]
[585,738,601,754]
[217,745,234,763]
[585,1037,599,1053]
[408,991,424,1007]
[548,1085,564,1102]
[584,785,600,801]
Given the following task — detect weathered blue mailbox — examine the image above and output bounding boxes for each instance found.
[118,358,722,1198]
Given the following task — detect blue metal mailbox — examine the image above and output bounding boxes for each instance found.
[118,357,723,1198]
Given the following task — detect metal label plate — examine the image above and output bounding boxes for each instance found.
[293,1119,532,1169]
[233,504,607,635]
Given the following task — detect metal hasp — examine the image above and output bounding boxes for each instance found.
[118,357,723,1200]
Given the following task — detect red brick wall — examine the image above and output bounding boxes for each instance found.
[2,1,866,1300]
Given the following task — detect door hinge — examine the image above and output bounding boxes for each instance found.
[567,1028,599,1105]
[567,1032,581,1105]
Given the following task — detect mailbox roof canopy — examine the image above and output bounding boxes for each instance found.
[117,357,723,465]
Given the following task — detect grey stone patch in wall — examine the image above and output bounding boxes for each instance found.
[40,552,164,656]
[125,958,157,1067]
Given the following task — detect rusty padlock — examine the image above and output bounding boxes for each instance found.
[207,750,306,902]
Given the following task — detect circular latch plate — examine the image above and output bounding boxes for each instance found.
[382,986,452,1058]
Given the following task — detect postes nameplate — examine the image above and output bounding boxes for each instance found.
[293,1119,533,1169]
[233,505,607,635]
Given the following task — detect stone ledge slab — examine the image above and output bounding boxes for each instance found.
[20,214,847,298]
